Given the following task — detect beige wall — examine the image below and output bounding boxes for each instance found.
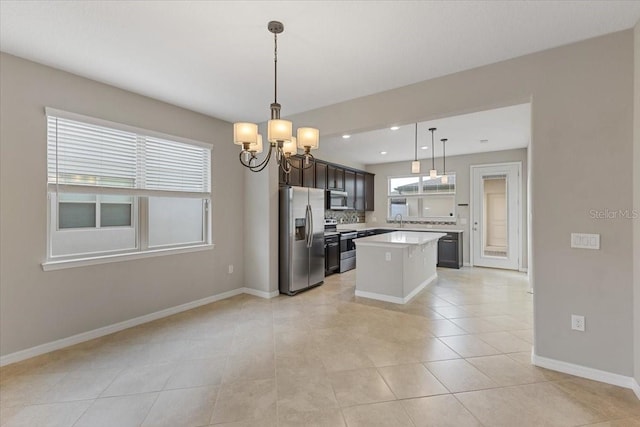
[634,20,640,388]
[243,159,279,295]
[366,149,528,268]
[289,31,635,376]
[0,53,245,356]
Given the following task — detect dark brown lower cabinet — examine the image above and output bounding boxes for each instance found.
[437,232,463,269]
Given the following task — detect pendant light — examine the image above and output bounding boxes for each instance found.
[428,127,437,178]
[233,21,319,173]
[441,138,448,184]
[411,123,420,173]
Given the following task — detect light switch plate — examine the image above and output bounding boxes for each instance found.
[571,233,600,250]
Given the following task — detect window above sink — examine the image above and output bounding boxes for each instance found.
[387,174,456,222]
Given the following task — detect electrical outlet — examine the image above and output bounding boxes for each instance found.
[228,264,234,274]
[571,314,585,332]
[385,252,391,261]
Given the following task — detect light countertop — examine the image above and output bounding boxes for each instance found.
[355,231,447,247]
[371,226,464,233]
[336,224,464,233]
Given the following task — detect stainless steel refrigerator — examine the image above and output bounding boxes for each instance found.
[279,186,325,295]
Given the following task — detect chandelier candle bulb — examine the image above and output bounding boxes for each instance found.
[297,127,320,149]
[233,122,258,145]
[282,138,297,156]
[268,119,292,143]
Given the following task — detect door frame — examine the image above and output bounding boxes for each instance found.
[469,161,522,270]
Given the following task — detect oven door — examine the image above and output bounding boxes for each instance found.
[340,232,357,252]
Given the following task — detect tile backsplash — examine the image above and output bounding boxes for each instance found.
[325,210,365,224]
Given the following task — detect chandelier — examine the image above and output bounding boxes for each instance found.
[233,21,319,173]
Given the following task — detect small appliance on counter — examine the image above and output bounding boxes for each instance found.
[279,186,325,295]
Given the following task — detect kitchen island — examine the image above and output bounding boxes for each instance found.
[354,231,446,304]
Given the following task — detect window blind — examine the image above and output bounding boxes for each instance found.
[47,111,211,197]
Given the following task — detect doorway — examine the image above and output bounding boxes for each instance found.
[470,162,522,270]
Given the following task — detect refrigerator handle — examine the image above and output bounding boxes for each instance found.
[308,205,314,248]
[305,204,311,248]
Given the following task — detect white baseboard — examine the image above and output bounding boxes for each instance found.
[531,350,639,398]
[242,287,279,299]
[355,273,437,305]
[0,286,278,368]
[463,262,472,267]
[519,267,528,273]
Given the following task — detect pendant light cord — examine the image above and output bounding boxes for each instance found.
[430,128,435,170]
[442,139,446,174]
[414,123,418,161]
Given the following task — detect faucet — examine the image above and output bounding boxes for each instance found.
[394,213,404,228]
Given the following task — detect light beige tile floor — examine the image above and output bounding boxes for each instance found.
[1,267,638,426]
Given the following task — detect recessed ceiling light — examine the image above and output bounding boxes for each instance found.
[342,134,351,139]
[480,139,489,143]
[380,151,388,155]
[390,126,400,131]
[420,146,429,150]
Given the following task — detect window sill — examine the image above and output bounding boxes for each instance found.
[42,244,215,271]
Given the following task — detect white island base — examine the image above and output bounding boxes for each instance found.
[355,232,446,304]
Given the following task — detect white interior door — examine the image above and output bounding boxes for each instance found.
[471,163,521,270]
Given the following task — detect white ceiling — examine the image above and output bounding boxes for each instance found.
[1,1,639,126]
[328,103,531,165]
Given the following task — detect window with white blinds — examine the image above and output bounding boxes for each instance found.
[46,109,211,196]
[44,108,213,268]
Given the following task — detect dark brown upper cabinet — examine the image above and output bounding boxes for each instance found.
[279,156,302,187]
[365,173,375,211]
[355,172,365,211]
[344,170,356,209]
[314,161,327,189]
[327,165,344,190]
[302,159,315,188]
